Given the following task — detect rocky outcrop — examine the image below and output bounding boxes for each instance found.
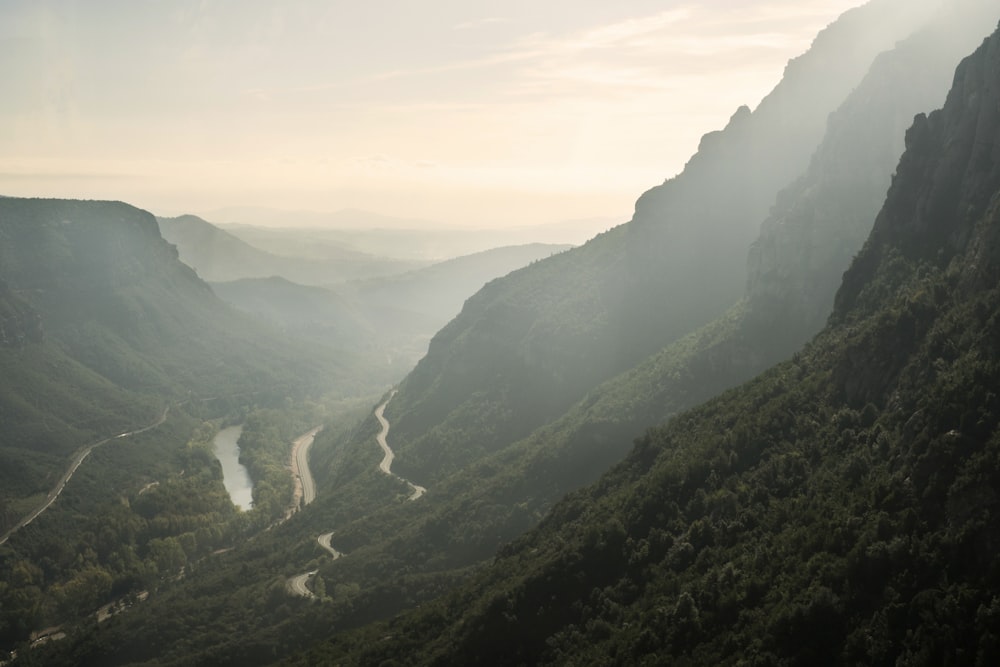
[623,0,942,332]
[385,0,942,484]
[747,0,1000,350]
[837,16,1000,317]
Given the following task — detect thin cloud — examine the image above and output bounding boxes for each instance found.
[240,4,832,102]
[360,4,836,99]
[453,17,509,31]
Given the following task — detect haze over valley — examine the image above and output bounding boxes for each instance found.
[4,1,1000,665]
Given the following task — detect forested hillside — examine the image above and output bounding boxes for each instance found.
[382,0,940,487]
[12,3,1000,666]
[0,198,355,649]
[19,4,1000,666]
[288,20,1000,666]
[0,199,350,496]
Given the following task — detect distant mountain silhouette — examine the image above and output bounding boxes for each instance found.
[157,214,425,284]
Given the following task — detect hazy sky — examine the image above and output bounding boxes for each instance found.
[0,0,864,227]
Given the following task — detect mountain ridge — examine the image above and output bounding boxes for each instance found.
[0,197,354,513]
[383,0,959,487]
[285,18,1000,666]
[157,213,426,285]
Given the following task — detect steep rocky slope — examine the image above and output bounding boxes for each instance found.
[381,0,942,486]
[299,20,1000,666]
[269,0,1000,629]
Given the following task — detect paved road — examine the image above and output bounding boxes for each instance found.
[317,532,343,559]
[0,405,170,546]
[290,426,323,510]
[287,391,428,599]
[374,391,426,501]
[287,570,317,598]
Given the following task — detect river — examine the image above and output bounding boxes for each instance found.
[213,425,254,511]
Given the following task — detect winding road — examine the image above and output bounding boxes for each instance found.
[375,391,427,501]
[286,390,426,598]
[0,405,170,546]
[287,570,317,598]
[289,426,323,512]
[317,532,343,559]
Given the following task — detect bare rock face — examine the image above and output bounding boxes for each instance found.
[623,0,942,334]
[745,2,1000,352]
[384,0,946,484]
[837,19,1000,318]
[827,21,1000,408]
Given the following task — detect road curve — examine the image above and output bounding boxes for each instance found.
[288,392,427,598]
[290,426,323,511]
[0,405,170,546]
[374,391,426,501]
[287,570,317,598]
[317,532,343,559]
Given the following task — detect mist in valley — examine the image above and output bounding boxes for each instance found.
[3,1,1000,665]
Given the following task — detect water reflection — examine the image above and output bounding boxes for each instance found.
[213,425,254,510]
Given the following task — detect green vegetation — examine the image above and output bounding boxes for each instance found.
[274,24,1000,664]
[315,255,1000,666]
[0,411,232,645]
[8,4,1000,667]
[237,403,325,528]
[378,0,982,496]
[0,197,362,654]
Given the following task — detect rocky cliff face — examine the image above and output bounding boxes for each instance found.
[622,0,941,333]
[746,1,1000,353]
[332,21,1000,667]
[384,0,939,484]
[837,17,1000,319]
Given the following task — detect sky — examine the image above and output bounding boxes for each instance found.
[0,0,865,227]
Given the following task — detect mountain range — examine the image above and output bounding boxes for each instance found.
[157,214,427,285]
[6,0,1000,665]
[317,19,1000,664]
[0,199,359,521]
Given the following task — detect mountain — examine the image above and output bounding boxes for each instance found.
[0,197,381,649]
[23,3,1000,666]
[288,17,1000,667]
[0,199,354,517]
[211,244,571,377]
[0,278,161,511]
[157,214,425,285]
[380,0,946,487]
[340,243,572,332]
[15,1,1000,664]
[287,0,999,625]
[201,206,439,231]
[219,220,605,263]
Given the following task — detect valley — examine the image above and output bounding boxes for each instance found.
[4,1,1000,666]
[288,390,422,599]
